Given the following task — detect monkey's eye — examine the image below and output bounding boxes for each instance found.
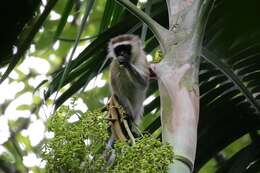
[114,44,132,58]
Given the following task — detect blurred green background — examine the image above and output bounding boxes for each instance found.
[0,0,259,172]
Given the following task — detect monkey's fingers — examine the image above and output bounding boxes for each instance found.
[122,119,136,145]
[101,106,108,112]
[117,55,130,65]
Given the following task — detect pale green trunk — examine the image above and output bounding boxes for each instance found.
[157,0,212,172]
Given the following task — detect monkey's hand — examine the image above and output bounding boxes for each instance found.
[117,55,130,66]
[124,63,148,87]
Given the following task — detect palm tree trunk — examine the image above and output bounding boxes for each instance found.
[152,0,213,172]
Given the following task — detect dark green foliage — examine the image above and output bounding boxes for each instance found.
[195,0,260,171]
[0,0,58,84]
[1,0,260,172]
[42,105,173,173]
[0,0,40,66]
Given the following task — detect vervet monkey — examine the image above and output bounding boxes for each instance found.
[108,34,149,127]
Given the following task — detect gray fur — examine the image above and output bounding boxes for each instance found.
[108,34,149,125]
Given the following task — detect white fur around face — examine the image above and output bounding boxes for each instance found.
[108,35,144,64]
[113,41,132,48]
[108,41,131,59]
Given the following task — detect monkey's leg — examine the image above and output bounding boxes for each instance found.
[102,133,116,168]
[114,95,134,119]
[114,95,140,136]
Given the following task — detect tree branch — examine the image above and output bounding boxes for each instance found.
[115,0,175,53]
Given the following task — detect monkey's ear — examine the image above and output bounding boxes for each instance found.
[106,51,114,60]
[108,41,116,57]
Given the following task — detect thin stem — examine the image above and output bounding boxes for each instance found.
[198,0,216,45]
[165,0,173,27]
[122,119,136,145]
[58,35,97,42]
[52,0,95,112]
[141,0,152,43]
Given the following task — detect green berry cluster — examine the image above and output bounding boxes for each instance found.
[109,136,174,173]
[153,49,163,63]
[42,106,109,173]
[42,105,173,173]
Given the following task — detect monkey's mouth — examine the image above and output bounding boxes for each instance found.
[117,55,130,65]
[114,43,132,65]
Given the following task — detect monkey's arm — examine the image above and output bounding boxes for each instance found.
[122,63,148,87]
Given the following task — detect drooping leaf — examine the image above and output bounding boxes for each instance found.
[99,0,115,33]
[0,0,58,84]
[53,0,74,43]
[216,142,260,173]
[202,48,260,114]
[53,0,95,107]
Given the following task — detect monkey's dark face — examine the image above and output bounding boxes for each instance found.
[114,44,132,64]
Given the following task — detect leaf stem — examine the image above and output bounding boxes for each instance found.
[122,119,136,145]
[0,0,58,84]
[202,48,260,113]
[53,0,95,111]
[115,0,171,52]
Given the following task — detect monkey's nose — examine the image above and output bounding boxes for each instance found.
[119,52,125,56]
